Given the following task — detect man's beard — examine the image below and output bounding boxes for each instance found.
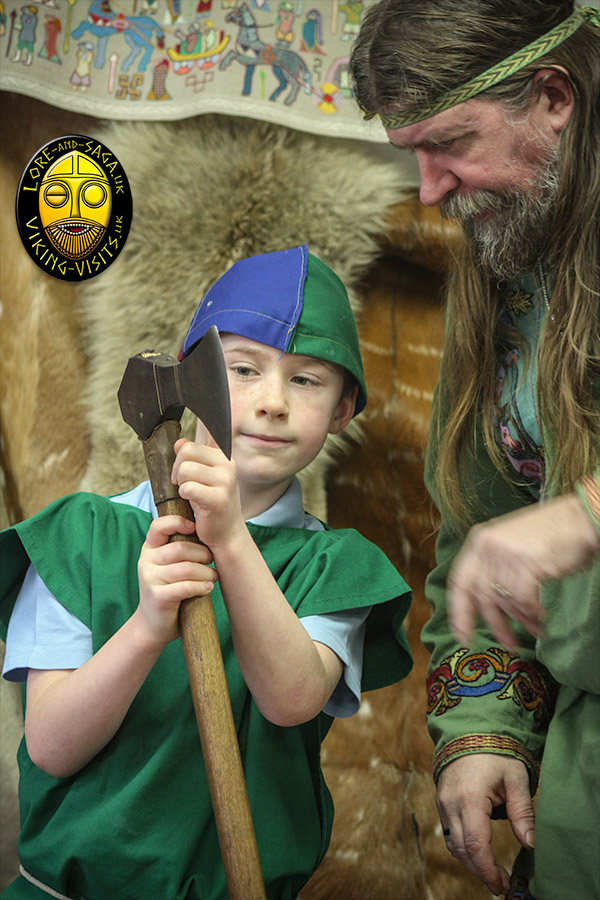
[441,147,561,279]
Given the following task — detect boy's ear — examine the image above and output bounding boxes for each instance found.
[329,385,359,434]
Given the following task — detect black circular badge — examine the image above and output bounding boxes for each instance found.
[16,135,132,282]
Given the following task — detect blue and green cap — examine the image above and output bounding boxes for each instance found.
[181,244,367,415]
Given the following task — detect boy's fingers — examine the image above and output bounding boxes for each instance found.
[144,516,196,548]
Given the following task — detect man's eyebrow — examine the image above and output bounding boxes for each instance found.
[389,126,474,151]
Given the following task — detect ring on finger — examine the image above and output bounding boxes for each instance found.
[492,582,513,599]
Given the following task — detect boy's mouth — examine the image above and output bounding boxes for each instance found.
[243,432,292,447]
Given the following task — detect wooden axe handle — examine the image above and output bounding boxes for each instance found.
[142,419,266,900]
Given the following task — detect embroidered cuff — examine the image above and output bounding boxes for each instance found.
[427,646,555,727]
[575,473,600,537]
[432,734,540,787]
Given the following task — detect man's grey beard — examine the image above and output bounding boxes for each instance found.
[441,148,561,279]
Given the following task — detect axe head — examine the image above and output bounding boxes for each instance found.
[118,325,232,458]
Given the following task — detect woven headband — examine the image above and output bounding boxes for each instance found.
[380,4,600,129]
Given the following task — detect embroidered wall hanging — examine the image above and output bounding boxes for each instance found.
[0,0,387,142]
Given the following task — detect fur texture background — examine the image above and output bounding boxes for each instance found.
[78,115,417,516]
[0,97,514,896]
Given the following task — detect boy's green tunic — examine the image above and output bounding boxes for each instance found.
[0,492,412,900]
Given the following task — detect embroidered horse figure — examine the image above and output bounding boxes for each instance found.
[72,1,164,72]
[219,3,312,106]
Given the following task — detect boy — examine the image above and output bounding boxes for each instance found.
[0,245,412,900]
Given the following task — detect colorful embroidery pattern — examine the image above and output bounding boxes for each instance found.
[432,733,540,783]
[504,287,534,317]
[0,1,383,143]
[427,647,554,725]
[495,278,547,490]
[496,347,545,486]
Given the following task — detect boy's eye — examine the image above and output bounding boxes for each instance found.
[231,364,256,377]
[292,375,318,387]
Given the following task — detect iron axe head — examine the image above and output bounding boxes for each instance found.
[118,325,232,457]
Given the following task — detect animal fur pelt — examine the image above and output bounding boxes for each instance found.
[0,96,516,898]
[78,115,416,517]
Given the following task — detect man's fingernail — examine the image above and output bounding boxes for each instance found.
[526,828,535,848]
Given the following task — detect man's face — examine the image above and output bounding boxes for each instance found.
[386,97,562,277]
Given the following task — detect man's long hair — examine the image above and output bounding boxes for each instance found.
[351,0,600,528]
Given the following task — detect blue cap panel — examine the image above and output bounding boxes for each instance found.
[181,245,307,357]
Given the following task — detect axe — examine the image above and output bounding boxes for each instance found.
[118,325,266,900]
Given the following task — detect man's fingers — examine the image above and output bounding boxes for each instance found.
[448,583,476,644]
[462,826,509,896]
[475,597,519,652]
[505,772,536,851]
[441,809,508,896]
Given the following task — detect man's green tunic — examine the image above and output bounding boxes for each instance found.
[422,273,600,900]
[0,492,412,900]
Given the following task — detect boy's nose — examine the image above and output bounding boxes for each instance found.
[258,377,289,418]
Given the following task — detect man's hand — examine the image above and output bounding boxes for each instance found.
[437,754,535,896]
[448,494,600,650]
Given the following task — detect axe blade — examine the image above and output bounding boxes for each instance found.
[179,325,232,459]
[118,325,232,458]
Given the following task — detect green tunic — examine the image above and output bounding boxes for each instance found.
[422,273,600,900]
[0,492,412,900]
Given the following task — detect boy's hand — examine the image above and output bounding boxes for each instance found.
[136,515,217,645]
[171,438,244,549]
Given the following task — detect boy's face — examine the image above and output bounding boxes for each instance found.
[200,333,356,494]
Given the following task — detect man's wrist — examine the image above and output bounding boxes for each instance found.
[433,734,540,789]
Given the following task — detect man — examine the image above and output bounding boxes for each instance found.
[351,3,600,898]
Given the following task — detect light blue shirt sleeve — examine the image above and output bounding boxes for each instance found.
[301,607,370,718]
[2,565,93,683]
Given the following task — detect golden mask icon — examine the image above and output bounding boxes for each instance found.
[39,151,112,259]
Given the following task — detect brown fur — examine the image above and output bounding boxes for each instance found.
[75,114,417,511]
[1,94,516,896]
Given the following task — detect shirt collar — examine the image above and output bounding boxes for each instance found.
[248,477,306,529]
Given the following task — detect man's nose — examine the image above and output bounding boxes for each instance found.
[416,149,460,207]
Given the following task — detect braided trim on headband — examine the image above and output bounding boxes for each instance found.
[380,5,600,130]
